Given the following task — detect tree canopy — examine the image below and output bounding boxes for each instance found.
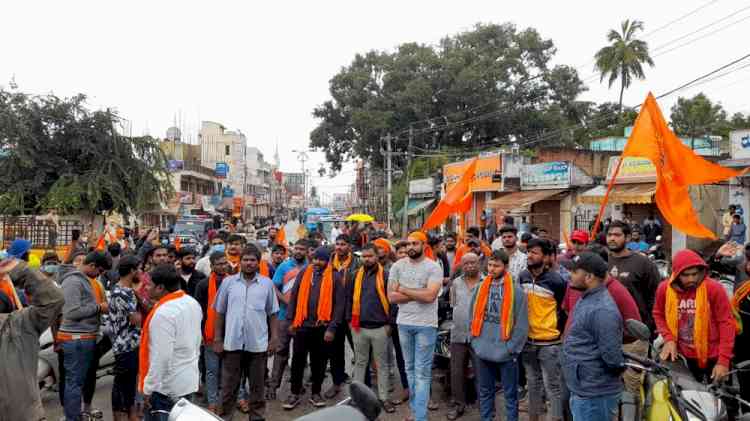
[310,23,588,172]
[0,89,173,216]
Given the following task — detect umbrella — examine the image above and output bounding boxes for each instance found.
[346,213,375,223]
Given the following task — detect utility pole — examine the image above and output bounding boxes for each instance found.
[293,150,309,209]
[383,134,393,232]
[401,126,413,236]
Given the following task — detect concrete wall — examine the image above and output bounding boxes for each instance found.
[534,147,620,179]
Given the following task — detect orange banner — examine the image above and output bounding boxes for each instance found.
[444,154,501,192]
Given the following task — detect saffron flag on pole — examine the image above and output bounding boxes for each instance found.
[422,158,478,231]
[592,92,746,240]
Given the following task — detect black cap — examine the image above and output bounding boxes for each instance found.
[571,252,608,279]
[467,238,481,247]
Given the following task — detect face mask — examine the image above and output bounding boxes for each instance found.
[41,264,59,274]
[211,244,226,254]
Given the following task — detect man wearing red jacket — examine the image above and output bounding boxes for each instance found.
[653,249,735,383]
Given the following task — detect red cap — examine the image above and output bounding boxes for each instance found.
[571,230,589,244]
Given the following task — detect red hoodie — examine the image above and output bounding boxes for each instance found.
[653,249,735,367]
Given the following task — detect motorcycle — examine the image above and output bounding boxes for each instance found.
[622,319,750,420]
[293,381,382,421]
[709,254,738,299]
[37,327,115,390]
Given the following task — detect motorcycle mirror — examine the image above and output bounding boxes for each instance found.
[348,381,382,421]
[736,360,750,370]
[625,319,651,342]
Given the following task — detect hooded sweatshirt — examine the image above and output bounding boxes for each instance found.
[653,249,735,367]
[58,264,101,334]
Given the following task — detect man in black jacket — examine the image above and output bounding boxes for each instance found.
[177,247,207,296]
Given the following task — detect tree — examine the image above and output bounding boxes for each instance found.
[595,19,654,111]
[670,93,728,147]
[0,89,173,217]
[310,23,587,172]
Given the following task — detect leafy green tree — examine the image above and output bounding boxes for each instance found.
[595,19,654,111]
[669,93,728,146]
[310,23,586,172]
[0,89,173,217]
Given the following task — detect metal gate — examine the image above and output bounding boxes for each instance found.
[0,217,83,249]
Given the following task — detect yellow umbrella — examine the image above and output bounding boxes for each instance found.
[346,213,375,223]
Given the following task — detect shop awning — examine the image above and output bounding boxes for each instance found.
[396,199,436,218]
[578,183,656,205]
[486,189,567,213]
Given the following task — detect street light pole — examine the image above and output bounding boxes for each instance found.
[293,149,310,209]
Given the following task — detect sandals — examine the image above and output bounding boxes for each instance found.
[81,409,104,420]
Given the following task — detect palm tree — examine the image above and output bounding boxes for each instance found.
[595,19,655,111]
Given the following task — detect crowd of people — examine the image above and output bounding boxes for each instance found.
[3,213,750,421]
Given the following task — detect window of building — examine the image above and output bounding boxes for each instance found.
[225,145,230,156]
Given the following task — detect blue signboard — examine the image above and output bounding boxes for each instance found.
[521,161,570,190]
[167,160,184,172]
[222,186,235,198]
[215,162,229,178]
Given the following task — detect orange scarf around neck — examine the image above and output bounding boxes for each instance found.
[89,277,105,305]
[204,273,220,344]
[666,276,710,368]
[139,290,186,392]
[226,253,240,273]
[292,264,334,328]
[332,253,352,272]
[471,272,515,340]
[260,260,270,277]
[0,276,22,310]
[351,264,388,332]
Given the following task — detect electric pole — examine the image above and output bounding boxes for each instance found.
[293,150,309,209]
[382,134,393,232]
[401,126,413,236]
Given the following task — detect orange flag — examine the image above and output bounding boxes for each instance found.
[422,159,478,231]
[593,93,746,240]
[277,225,287,245]
[174,237,182,251]
[95,235,106,251]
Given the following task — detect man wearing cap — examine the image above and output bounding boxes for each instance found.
[176,247,207,297]
[388,232,443,421]
[492,225,527,281]
[58,251,113,421]
[0,250,65,421]
[4,239,45,307]
[562,252,624,420]
[284,246,346,410]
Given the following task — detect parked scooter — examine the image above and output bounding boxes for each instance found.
[293,382,382,421]
[37,327,115,390]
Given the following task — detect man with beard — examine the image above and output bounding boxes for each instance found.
[176,247,207,297]
[194,252,230,414]
[653,249,734,383]
[268,226,279,248]
[519,239,566,421]
[270,244,287,273]
[387,232,443,421]
[492,225,527,281]
[325,235,360,399]
[346,244,395,413]
[562,253,624,420]
[606,221,661,331]
[444,233,458,273]
[268,240,309,400]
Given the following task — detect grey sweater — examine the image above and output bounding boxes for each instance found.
[59,265,101,334]
[469,277,528,363]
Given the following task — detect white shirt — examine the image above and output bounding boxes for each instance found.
[196,255,212,278]
[143,294,202,398]
[330,227,342,241]
[491,237,504,251]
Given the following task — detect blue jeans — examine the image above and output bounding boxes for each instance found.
[570,393,621,421]
[398,324,437,421]
[475,356,519,421]
[144,392,191,421]
[62,338,97,421]
[204,346,222,406]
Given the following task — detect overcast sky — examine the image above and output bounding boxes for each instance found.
[3,0,749,197]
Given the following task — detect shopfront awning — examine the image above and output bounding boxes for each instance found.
[396,198,436,218]
[578,183,656,205]
[486,189,567,213]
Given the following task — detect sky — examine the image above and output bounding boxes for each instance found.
[3,0,750,198]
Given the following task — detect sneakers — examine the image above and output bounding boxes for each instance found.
[309,393,327,407]
[381,400,396,414]
[282,394,301,410]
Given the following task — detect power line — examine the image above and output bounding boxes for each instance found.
[642,0,721,38]
[650,4,750,53]
[652,13,750,58]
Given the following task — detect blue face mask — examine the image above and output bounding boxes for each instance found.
[211,244,226,254]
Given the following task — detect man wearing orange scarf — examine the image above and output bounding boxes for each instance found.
[193,251,230,414]
[653,249,735,383]
[346,244,395,413]
[140,265,202,421]
[469,250,528,421]
[225,234,244,275]
[283,247,346,411]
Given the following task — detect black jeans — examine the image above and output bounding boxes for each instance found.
[291,326,330,395]
[57,336,112,406]
[145,392,191,421]
[111,350,139,413]
[328,323,352,386]
[221,351,268,420]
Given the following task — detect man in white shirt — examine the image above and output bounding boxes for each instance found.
[330,222,342,244]
[492,225,527,280]
[141,265,202,421]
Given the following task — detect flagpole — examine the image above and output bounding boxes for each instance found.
[589,156,625,241]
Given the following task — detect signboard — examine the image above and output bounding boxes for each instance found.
[215,162,229,178]
[606,157,656,183]
[222,186,234,198]
[409,178,435,196]
[232,197,244,217]
[178,191,194,204]
[167,160,184,172]
[731,129,750,160]
[521,161,570,190]
[444,154,502,193]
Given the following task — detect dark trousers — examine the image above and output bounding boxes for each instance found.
[391,322,409,389]
[144,392,191,421]
[328,323,352,386]
[475,356,519,421]
[450,343,476,407]
[221,350,268,420]
[291,326,329,395]
[270,319,292,390]
[111,350,139,413]
[57,336,112,406]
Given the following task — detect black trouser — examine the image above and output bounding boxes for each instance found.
[221,350,267,420]
[328,323,352,386]
[291,326,331,395]
[57,336,112,405]
[112,350,139,413]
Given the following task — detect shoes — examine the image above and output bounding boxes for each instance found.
[309,393,327,407]
[381,400,396,414]
[323,384,340,399]
[282,394,301,410]
[237,399,250,413]
[207,405,222,416]
[447,403,465,420]
[428,399,440,411]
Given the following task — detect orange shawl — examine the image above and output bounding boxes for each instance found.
[292,264,334,328]
[666,276,710,368]
[332,253,352,272]
[733,281,750,334]
[0,276,22,310]
[89,277,105,305]
[226,253,240,274]
[471,272,515,340]
[351,264,388,332]
[203,274,219,344]
[260,260,270,277]
[138,290,186,392]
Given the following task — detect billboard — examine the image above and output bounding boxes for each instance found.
[215,162,229,178]
[731,129,750,160]
[521,161,570,190]
[167,160,184,172]
[443,154,502,193]
[606,157,656,183]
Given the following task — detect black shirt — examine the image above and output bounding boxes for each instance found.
[345,265,390,328]
[608,252,661,329]
[287,265,346,333]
